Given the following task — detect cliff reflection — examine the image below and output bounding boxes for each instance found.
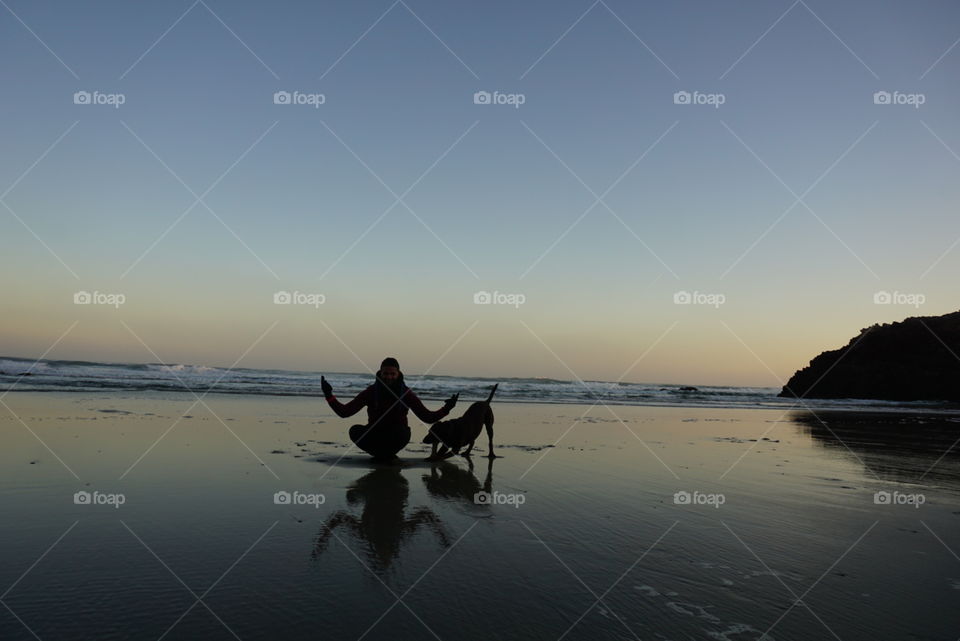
[790,410,960,485]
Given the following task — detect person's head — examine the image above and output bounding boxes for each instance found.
[378,357,401,384]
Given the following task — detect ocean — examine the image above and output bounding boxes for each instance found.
[1,355,956,413]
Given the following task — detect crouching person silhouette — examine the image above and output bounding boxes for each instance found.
[321,357,458,460]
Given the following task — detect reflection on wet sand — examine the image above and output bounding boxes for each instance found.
[790,410,960,485]
[312,458,501,571]
[313,466,451,571]
[421,457,495,509]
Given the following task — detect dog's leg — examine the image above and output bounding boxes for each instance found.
[462,440,475,457]
[426,442,438,460]
[484,411,498,458]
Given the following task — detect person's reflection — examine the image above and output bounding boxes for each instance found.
[422,457,495,508]
[313,466,451,571]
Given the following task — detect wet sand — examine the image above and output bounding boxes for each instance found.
[1,392,958,640]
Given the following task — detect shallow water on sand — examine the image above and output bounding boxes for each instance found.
[1,392,958,640]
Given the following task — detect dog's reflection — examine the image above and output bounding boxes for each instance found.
[422,457,496,508]
[313,466,451,571]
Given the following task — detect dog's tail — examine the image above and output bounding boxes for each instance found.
[484,383,499,404]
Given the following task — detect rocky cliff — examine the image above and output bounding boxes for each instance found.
[779,311,960,401]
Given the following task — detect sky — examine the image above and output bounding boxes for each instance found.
[1,0,958,387]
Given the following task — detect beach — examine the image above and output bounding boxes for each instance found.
[1,391,957,640]
[4,1,959,638]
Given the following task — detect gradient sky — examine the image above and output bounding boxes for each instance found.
[2,0,958,387]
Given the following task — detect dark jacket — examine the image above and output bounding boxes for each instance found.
[326,384,449,427]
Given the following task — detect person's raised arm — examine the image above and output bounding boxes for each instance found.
[406,390,458,424]
[322,376,369,418]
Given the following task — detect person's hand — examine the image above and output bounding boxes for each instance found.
[443,392,459,411]
[321,376,333,398]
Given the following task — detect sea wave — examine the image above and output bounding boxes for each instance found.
[1,355,957,412]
